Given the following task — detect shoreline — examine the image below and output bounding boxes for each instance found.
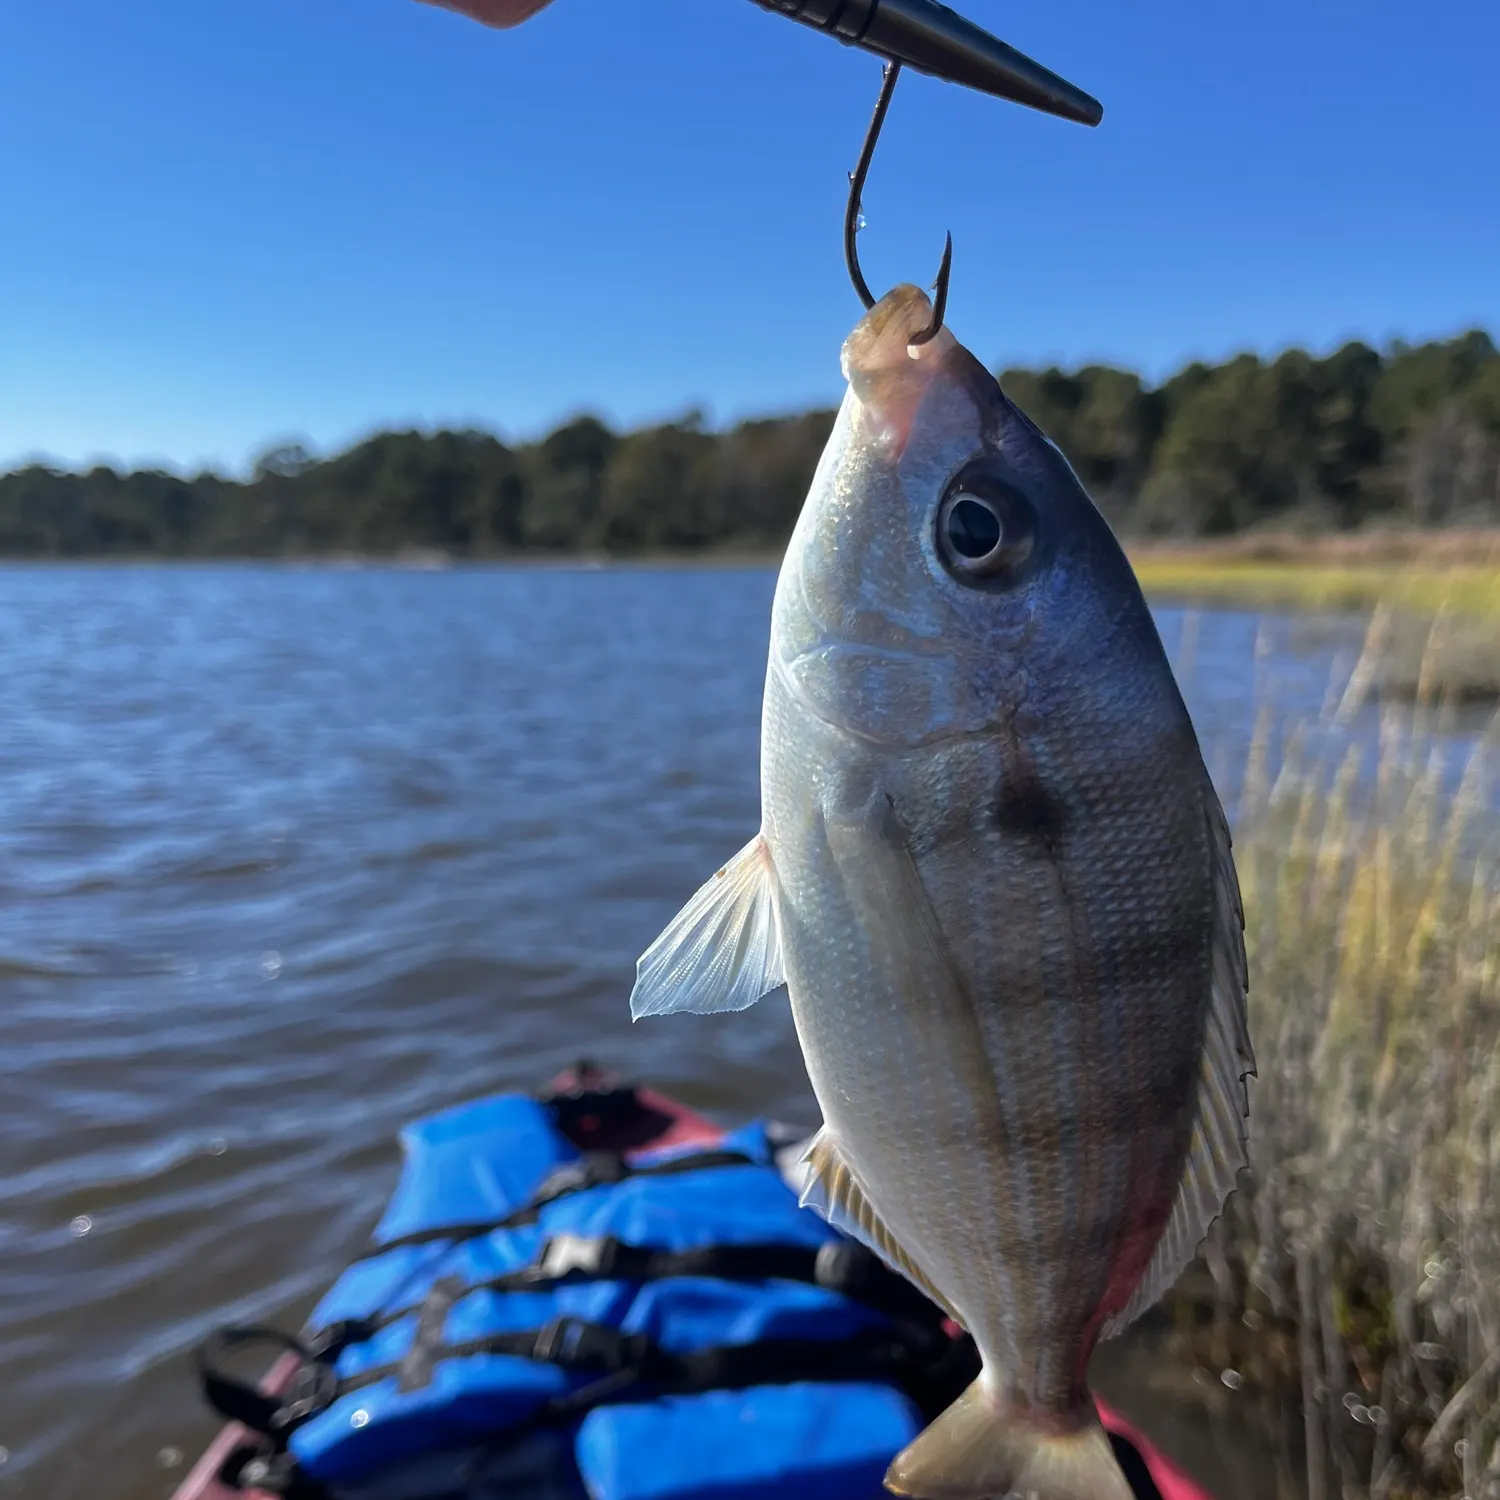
[0,526,1494,566]
[3,533,1498,621]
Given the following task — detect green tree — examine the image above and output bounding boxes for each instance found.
[999,365,1161,525]
[596,414,719,551]
[522,414,618,549]
[3,324,1496,556]
[709,410,835,546]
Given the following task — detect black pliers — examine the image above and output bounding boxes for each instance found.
[751,0,1101,126]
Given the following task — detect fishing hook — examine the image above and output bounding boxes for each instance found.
[844,61,953,347]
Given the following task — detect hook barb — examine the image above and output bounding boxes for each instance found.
[843,60,954,342]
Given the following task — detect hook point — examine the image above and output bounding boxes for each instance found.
[909,233,954,346]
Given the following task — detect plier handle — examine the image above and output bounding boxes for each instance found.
[751,0,1101,125]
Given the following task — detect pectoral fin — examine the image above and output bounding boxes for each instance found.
[1102,788,1256,1337]
[824,800,1003,1118]
[797,1127,962,1326]
[629,835,785,1019]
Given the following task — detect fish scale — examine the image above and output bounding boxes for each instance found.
[631,284,1253,1500]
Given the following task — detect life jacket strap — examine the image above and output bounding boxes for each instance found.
[335,1317,944,1400]
[316,1231,942,1356]
[361,1147,758,1257]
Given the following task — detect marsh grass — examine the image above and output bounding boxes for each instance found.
[1162,611,1500,1500]
[1133,560,1500,621]
[1129,530,1500,622]
[1341,605,1500,710]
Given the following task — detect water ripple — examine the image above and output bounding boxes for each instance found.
[0,563,1486,1500]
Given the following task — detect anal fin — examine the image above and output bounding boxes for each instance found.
[796,1127,962,1326]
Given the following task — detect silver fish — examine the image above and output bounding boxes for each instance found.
[630,285,1254,1500]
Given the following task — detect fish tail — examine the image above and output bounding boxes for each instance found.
[884,1377,1134,1500]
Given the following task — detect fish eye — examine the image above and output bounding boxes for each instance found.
[935,470,1036,582]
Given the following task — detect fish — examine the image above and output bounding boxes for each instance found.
[629,284,1254,1500]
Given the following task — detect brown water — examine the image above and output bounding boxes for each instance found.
[0,564,1479,1500]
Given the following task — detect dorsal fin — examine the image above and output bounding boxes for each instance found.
[1102,788,1256,1338]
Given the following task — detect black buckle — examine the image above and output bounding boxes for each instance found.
[531,1233,657,1284]
[532,1152,628,1206]
[536,1232,618,1280]
[270,1358,339,1431]
[812,1239,945,1324]
[531,1316,646,1374]
[197,1326,336,1437]
[228,1444,323,1499]
[814,1240,878,1297]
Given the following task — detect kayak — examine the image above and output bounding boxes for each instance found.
[173,1063,1212,1500]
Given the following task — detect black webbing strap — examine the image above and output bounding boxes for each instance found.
[335,1315,942,1400]
[358,1147,757,1258]
[321,1231,940,1351]
[496,1233,937,1320]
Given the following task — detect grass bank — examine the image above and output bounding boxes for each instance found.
[1128,530,1500,619]
[1131,532,1500,709]
[1156,626,1499,1500]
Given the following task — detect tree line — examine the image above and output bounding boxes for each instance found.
[4,329,1497,558]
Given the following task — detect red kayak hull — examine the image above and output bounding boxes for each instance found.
[173,1066,1212,1500]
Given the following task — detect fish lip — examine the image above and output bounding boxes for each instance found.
[771,650,993,750]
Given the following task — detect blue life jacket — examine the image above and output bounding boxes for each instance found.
[200,1086,971,1500]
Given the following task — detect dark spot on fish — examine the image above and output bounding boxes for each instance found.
[990,770,1070,849]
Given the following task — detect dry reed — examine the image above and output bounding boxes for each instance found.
[1164,610,1499,1500]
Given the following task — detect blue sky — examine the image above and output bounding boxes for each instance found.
[2,0,1496,476]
